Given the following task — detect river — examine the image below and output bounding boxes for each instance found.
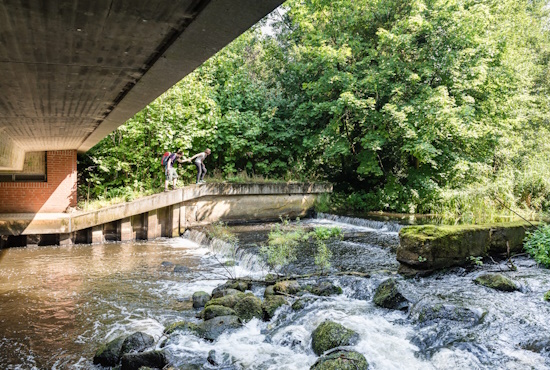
[0,214,549,369]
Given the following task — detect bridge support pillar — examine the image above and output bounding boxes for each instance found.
[147,210,159,240]
[91,225,104,244]
[59,233,73,246]
[121,217,133,241]
[171,204,181,237]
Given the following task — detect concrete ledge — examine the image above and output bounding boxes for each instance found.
[0,183,332,236]
[396,222,537,277]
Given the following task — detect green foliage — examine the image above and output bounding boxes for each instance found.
[260,223,305,273]
[468,256,484,266]
[312,227,343,241]
[261,222,342,273]
[524,224,550,268]
[314,242,333,272]
[80,0,550,220]
[204,222,238,244]
[544,291,550,301]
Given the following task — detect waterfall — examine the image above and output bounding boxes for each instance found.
[183,230,265,274]
[315,212,404,232]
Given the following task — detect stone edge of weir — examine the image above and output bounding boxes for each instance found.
[0,182,333,247]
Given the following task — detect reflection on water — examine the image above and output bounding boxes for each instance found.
[0,239,215,369]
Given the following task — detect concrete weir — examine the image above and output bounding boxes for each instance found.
[0,183,331,248]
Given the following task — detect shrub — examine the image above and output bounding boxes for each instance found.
[524,224,550,268]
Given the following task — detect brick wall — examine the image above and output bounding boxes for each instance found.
[0,150,77,213]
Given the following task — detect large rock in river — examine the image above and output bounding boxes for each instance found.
[201,304,237,320]
[197,315,243,341]
[473,273,519,292]
[274,280,301,295]
[121,350,167,370]
[310,350,369,370]
[397,222,535,276]
[164,321,199,335]
[205,292,262,322]
[93,336,126,367]
[409,300,486,327]
[212,280,250,296]
[121,332,154,354]
[309,281,343,296]
[373,278,409,310]
[192,291,211,308]
[262,295,288,320]
[311,321,360,356]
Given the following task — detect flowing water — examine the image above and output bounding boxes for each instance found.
[1,214,549,369]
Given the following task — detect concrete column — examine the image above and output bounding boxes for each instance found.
[132,214,147,240]
[171,204,181,237]
[59,233,73,246]
[91,225,104,244]
[120,217,133,241]
[157,207,170,237]
[147,210,159,240]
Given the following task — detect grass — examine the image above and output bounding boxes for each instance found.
[206,169,303,184]
[77,188,159,211]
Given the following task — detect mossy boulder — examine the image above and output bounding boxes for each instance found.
[264,285,275,297]
[544,291,550,301]
[192,291,211,309]
[274,280,301,295]
[211,288,241,299]
[121,332,154,354]
[201,304,237,320]
[409,301,487,327]
[163,321,199,335]
[234,294,263,321]
[206,292,247,309]
[474,273,519,292]
[309,281,343,296]
[121,350,167,370]
[93,336,125,367]
[262,295,288,320]
[212,280,250,296]
[292,297,317,311]
[397,222,536,276]
[310,350,369,370]
[197,315,243,341]
[373,278,409,311]
[311,321,360,356]
[205,292,262,322]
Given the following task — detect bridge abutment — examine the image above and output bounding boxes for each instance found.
[0,150,77,213]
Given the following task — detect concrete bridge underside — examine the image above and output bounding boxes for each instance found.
[0,0,283,171]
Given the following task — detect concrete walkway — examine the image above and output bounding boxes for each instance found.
[0,183,331,246]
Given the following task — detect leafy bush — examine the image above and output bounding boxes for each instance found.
[204,221,238,244]
[524,224,550,268]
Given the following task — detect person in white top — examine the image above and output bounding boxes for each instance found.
[185,148,211,184]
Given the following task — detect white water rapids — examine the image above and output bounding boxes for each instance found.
[0,214,549,369]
